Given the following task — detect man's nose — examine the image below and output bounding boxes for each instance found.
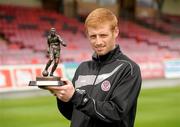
[95,36,103,45]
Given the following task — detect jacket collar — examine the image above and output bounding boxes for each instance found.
[92,44,122,64]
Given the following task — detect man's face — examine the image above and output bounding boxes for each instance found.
[51,30,55,36]
[86,23,119,56]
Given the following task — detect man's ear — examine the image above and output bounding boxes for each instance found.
[85,29,89,38]
[114,26,119,38]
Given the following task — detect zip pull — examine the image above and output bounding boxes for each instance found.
[97,55,102,66]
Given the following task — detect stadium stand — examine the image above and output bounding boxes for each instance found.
[136,16,180,35]
[0,4,179,66]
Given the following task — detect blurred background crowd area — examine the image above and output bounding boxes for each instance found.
[0,0,180,90]
[0,0,180,64]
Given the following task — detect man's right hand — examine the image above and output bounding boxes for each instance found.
[39,78,75,102]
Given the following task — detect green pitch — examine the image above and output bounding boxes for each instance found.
[135,86,180,127]
[0,86,180,127]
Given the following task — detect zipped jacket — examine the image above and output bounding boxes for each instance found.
[57,45,142,127]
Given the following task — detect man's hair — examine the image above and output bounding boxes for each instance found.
[85,8,118,31]
[50,28,56,32]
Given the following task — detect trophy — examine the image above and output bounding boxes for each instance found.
[29,28,67,86]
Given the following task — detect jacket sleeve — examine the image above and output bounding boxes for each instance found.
[70,64,142,123]
[57,99,73,120]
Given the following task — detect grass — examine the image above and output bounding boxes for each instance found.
[0,96,70,127]
[0,86,180,127]
[135,86,180,127]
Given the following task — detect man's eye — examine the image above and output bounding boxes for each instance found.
[90,35,96,39]
[101,34,107,37]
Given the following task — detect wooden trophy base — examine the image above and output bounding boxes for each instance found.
[29,76,64,86]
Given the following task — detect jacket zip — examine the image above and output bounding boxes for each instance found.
[89,55,102,127]
[89,64,101,96]
[90,55,102,96]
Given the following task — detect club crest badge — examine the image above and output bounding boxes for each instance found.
[101,80,111,92]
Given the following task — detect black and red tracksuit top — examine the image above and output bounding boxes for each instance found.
[57,45,142,127]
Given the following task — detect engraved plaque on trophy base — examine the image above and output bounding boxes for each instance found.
[29,76,64,86]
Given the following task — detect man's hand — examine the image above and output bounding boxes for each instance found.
[63,43,67,47]
[45,78,75,102]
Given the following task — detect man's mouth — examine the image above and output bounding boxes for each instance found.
[96,46,105,51]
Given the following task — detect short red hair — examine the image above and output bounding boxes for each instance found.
[85,8,118,31]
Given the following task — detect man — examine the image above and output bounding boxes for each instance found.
[42,28,66,77]
[46,8,142,127]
